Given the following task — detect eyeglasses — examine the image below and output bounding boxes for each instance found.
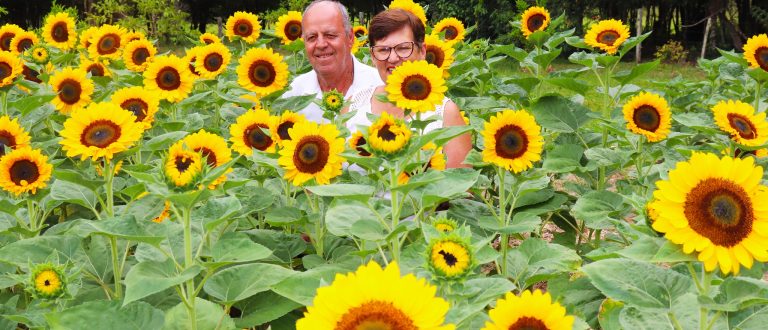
[371,41,415,61]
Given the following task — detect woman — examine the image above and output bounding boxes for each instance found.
[345,9,471,168]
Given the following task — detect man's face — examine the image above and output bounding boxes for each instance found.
[302,2,354,77]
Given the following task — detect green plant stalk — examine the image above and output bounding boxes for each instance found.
[26,199,38,235]
[182,206,198,330]
[1,90,7,115]
[305,190,324,258]
[389,168,402,262]
[497,167,509,276]
[109,236,122,299]
[669,312,684,330]
[104,159,115,217]
[755,78,762,112]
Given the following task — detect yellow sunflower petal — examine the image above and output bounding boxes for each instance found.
[584,19,630,55]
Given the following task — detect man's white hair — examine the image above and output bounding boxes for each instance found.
[302,0,352,37]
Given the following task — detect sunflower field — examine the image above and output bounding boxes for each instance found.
[1,0,768,329]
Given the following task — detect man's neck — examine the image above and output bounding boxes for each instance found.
[317,58,355,95]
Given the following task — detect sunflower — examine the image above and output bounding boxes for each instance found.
[27,45,50,64]
[183,46,203,77]
[21,65,43,84]
[152,201,171,223]
[0,116,31,157]
[122,39,156,72]
[194,43,231,79]
[275,11,303,45]
[0,147,52,196]
[0,24,23,53]
[87,24,126,60]
[482,290,574,330]
[229,108,275,155]
[110,86,160,129]
[389,0,427,26]
[433,217,458,233]
[348,130,371,156]
[650,153,768,275]
[0,51,23,87]
[460,110,469,125]
[59,102,144,161]
[482,110,544,173]
[321,89,344,113]
[123,30,145,44]
[424,34,455,77]
[428,236,473,279]
[181,130,232,188]
[199,32,221,45]
[78,26,99,50]
[165,141,203,187]
[744,34,768,71]
[42,12,77,50]
[236,47,289,96]
[520,7,551,38]
[272,111,307,145]
[368,112,411,154]
[432,17,466,45]
[585,19,630,55]
[225,11,261,43]
[296,261,454,330]
[29,264,66,299]
[712,100,768,147]
[353,25,368,39]
[49,67,95,114]
[79,57,111,77]
[143,55,194,103]
[278,121,345,186]
[9,31,38,55]
[385,60,447,113]
[622,92,672,142]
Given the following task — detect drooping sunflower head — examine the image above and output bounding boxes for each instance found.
[42,12,77,50]
[353,25,368,39]
[275,11,303,45]
[0,24,22,52]
[27,44,50,65]
[712,100,768,147]
[29,263,67,299]
[482,109,544,173]
[321,89,344,113]
[520,6,551,38]
[123,38,156,72]
[432,17,466,45]
[622,91,672,142]
[236,47,289,96]
[225,11,261,43]
[79,57,111,78]
[59,102,144,161]
[424,34,455,76]
[143,55,194,103]
[296,261,455,330]
[0,115,31,157]
[165,140,203,188]
[0,147,52,196]
[649,152,768,275]
[385,60,447,113]
[229,108,276,155]
[180,130,232,188]
[432,217,459,233]
[584,19,630,55]
[10,31,39,55]
[199,32,221,45]
[272,110,307,146]
[110,86,160,129]
[348,130,371,157]
[427,236,473,279]
[194,43,231,79]
[277,121,345,186]
[87,24,126,60]
[78,26,99,50]
[744,34,768,71]
[368,112,412,155]
[48,67,95,114]
[388,0,428,26]
[482,290,575,330]
[0,50,23,88]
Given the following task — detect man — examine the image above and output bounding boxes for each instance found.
[282,0,382,122]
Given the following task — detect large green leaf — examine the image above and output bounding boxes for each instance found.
[531,95,594,133]
[163,298,236,330]
[0,235,84,269]
[84,215,166,246]
[445,277,515,325]
[325,200,381,239]
[204,263,296,304]
[506,238,582,288]
[49,180,98,211]
[142,131,189,151]
[412,168,479,207]
[232,291,303,328]
[45,301,164,330]
[306,184,375,200]
[572,190,625,229]
[613,60,660,85]
[194,195,242,231]
[123,259,203,306]
[209,232,272,265]
[272,264,357,305]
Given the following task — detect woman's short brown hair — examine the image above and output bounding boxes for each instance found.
[368,9,425,47]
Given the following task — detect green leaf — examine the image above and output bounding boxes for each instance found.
[305,184,375,200]
[717,48,749,66]
[53,169,104,191]
[532,48,562,69]
[531,95,594,133]
[15,93,57,116]
[572,191,625,229]
[542,144,584,173]
[163,298,236,330]
[488,44,527,61]
[453,97,507,111]
[619,31,652,57]
[264,206,305,226]
[210,232,272,264]
[549,274,604,328]
[204,263,296,304]
[325,200,382,239]
[618,306,674,330]
[568,51,597,67]
[123,259,203,306]
[85,215,166,246]
[545,77,590,95]
[142,131,189,151]
[270,94,316,113]
[506,238,581,287]
[446,277,516,325]
[272,264,356,305]
[613,60,660,85]
[413,168,479,207]
[476,212,541,234]
[195,196,242,231]
[598,299,625,330]
[0,235,84,268]
[49,180,98,211]
[707,277,768,312]
[45,301,164,330]
[727,305,768,329]
[232,291,303,328]
[584,147,633,168]
[565,37,591,50]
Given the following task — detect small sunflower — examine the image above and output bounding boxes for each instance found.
[368,112,412,154]
[428,236,473,279]
[353,25,368,39]
[110,86,160,129]
[79,57,111,77]
[584,19,630,55]
[181,130,232,188]
[229,108,275,155]
[78,26,99,50]
[389,0,427,26]
[183,46,203,77]
[482,290,575,330]
[122,39,156,72]
[272,111,307,145]
[143,55,195,103]
[195,43,231,79]
[296,261,454,330]
[236,47,288,96]
[225,11,261,43]
[622,91,672,142]
[0,24,22,52]
[348,130,371,156]
[165,141,203,187]
[275,11,303,44]
[0,147,52,196]
[152,201,171,223]
[744,34,768,71]
[321,89,344,113]
[42,12,77,50]
[424,34,455,77]
[29,264,66,299]
[482,110,544,173]
[199,32,221,45]
[0,51,23,87]
[278,121,345,186]
[59,102,144,161]
[87,24,126,60]
[520,7,551,38]
[9,31,38,55]
[27,45,50,64]
[432,17,466,45]
[385,60,447,113]
[48,67,95,114]
[712,100,768,147]
[433,217,458,233]
[123,30,145,44]
[0,115,31,157]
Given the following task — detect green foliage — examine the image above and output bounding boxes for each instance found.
[654,40,689,64]
[84,0,195,46]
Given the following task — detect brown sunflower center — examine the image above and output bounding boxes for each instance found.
[727,113,757,139]
[425,45,445,67]
[120,98,149,122]
[0,62,12,80]
[188,56,199,75]
[58,79,82,105]
[442,26,459,40]
[52,22,69,42]
[97,34,120,54]
[0,33,13,51]
[155,67,182,90]
[354,29,366,38]
[293,136,330,174]
[244,123,272,151]
[508,316,549,330]
[284,21,302,40]
[16,38,33,52]
[755,47,768,71]
[684,177,754,247]
[401,75,431,101]
[633,105,661,131]
[334,300,417,330]
[0,130,17,156]
[44,279,51,286]
[526,14,547,32]
[80,120,122,148]
[277,121,294,140]
[9,159,40,185]
[249,60,276,87]
[196,147,218,167]
[87,64,105,77]
[202,37,215,45]
[203,53,224,72]
[234,20,253,37]
[596,30,620,46]
[132,47,150,65]
[353,136,371,156]
[377,124,397,141]
[438,250,458,266]
[22,65,42,83]
[175,155,194,172]
[495,125,529,159]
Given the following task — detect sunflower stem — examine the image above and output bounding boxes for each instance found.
[669,312,684,330]
[181,205,198,330]
[104,158,115,217]
[0,90,7,115]
[755,78,763,112]
[27,199,39,235]
[390,168,402,262]
[305,189,324,258]
[109,236,122,299]
[497,167,509,276]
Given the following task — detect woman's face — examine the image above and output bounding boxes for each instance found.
[371,25,425,81]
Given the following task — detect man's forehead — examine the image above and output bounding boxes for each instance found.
[303,3,345,32]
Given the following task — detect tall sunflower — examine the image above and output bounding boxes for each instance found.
[42,12,77,50]
[87,24,126,60]
[428,236,473,279]
[9,31,38,55]
[110,86,160,129]
[0,24,22,52]
[0,51,23,87]
[48,67,95,114]
[712,100,768,147]
[143,55,194,103]
[194,43,231,79]
[424,34,455,77]
[348,130,371,156]
[236,47,288,96]
[622,91,672,142]
[744,34,768,71]
[122,39,156,72]
[649,153,768,275]
[79,57,111,77]
[225,11,261,43]
[368,112,412,154]
[59,102,144,161]
[0,147,53,196]
[385,60,447,113]
[432,17,466,45]
[482,110,543,173]
[180,130,232,188]
[296,261,455,330]
[520,7,551,38]
[199,32,220,45]
[585,19,630,55]
[275,11,303,45]
[229,108,275,154]
[272,111,307,145]
[482,290,574,330]
[165,140,203,187]
[278,121,345,186]
[0,115,31,157]
[389,0,427,26]
[29,264,67,299]
[78,26,99,50]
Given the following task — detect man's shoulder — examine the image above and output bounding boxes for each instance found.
[352,57,383,86]
[284,70,319,97]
